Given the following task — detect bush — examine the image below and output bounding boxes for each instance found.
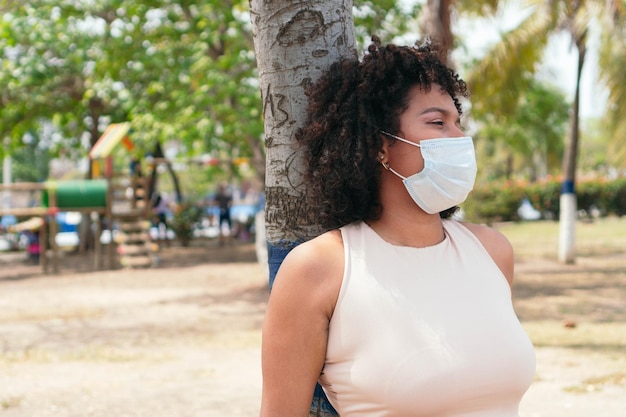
[170,203,202,245]
[461,177,626,223]
[462,180,525,223]
[604,178,626,217]
[578,179,607,217]
[525,178,561,220]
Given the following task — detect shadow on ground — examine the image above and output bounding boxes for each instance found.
[0,239,258,282]
[512,255,626,323]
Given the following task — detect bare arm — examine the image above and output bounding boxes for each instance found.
[463,223,515,288]
[260,231,344,417]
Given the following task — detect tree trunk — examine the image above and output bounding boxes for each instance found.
[420,0,454,66]
[558,34,586,264]
[250,1,357,415]
[250,0,357,272]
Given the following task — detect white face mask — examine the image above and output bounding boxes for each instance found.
[381,132,477,214]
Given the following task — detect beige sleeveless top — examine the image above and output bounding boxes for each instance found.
[319,220,535,417]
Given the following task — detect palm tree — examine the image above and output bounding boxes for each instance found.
[475,78,569,181]
[466,0,625,263]
[598,5,626,168]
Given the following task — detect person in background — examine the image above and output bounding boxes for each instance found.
[151,192,169,240]
[129,155,142,177]
[214,183,232,245]
[259,37,536,417]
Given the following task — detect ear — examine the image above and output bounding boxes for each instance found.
[378,135,391,163]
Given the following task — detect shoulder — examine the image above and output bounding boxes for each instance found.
[270,229,345,318]
[282,229,344,280]
[290,228,344,258]
[459,222,515,287]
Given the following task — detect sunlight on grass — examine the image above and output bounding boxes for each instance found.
[523,321,626,352]
[64,345,170,362]
[0,306,105,323]
[1,395,23,410]
[0,346,174,365]
[495,217,626,259]
[524,321,626,395]
[210,329,262,348]
[0,349,54,365]
[584,372,626,386]
[564,372,626,394]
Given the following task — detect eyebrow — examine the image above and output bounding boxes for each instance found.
[420,107,462,124]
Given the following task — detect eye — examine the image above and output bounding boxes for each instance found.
[430,120,444,126]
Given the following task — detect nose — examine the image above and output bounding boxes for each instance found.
[450,124,465,138]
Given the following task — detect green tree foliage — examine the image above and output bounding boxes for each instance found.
[475,78,569,181]
[598,6,626,168]
[467,0,626,172]
[0,0,264,178]
[463,0,626,263]
[0,133,50,183]
[4,0,622,183]
[352,0,422,47]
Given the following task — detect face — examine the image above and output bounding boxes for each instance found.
[381,84,465,178]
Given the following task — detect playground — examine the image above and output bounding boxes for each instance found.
[0,218,625,417]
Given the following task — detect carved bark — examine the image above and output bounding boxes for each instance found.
[249,0,357,244]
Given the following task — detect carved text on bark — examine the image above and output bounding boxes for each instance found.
[263,83,290,130]
[277,10,324,46]
[266,186,316,238]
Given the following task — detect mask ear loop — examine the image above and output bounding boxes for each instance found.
[380,131,422,148]
[380,159,407,180]
[379,132,410,179]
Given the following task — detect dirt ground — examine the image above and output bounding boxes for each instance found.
[0,239,625,417]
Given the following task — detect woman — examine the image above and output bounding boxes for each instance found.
[260,37,536,417]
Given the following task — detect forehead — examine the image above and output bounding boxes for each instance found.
[404,84,457,113]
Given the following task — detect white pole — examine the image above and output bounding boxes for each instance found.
[558,192,576,264]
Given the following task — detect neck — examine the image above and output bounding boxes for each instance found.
[372,169,447,247]
[365,212,445,248]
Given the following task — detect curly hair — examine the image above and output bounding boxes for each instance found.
[296,36,469,230]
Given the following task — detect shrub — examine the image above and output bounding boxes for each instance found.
[578,179,608,217]
[462,180,525,223]
[461,177,626,223]
[170,203,202,245]
[525,178,561,220]
[604,178,626,217]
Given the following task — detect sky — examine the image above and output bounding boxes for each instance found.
[456,2,608,119]
[404,0,609,119]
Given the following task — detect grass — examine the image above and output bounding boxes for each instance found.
[492,217,626,391]
[563,370,626,394]
[0,306,104,324]
[0,346,154,365]
[1,395,23,410]
[495,216,626,259]
[521,321,626,352]
[501,216,626,321]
